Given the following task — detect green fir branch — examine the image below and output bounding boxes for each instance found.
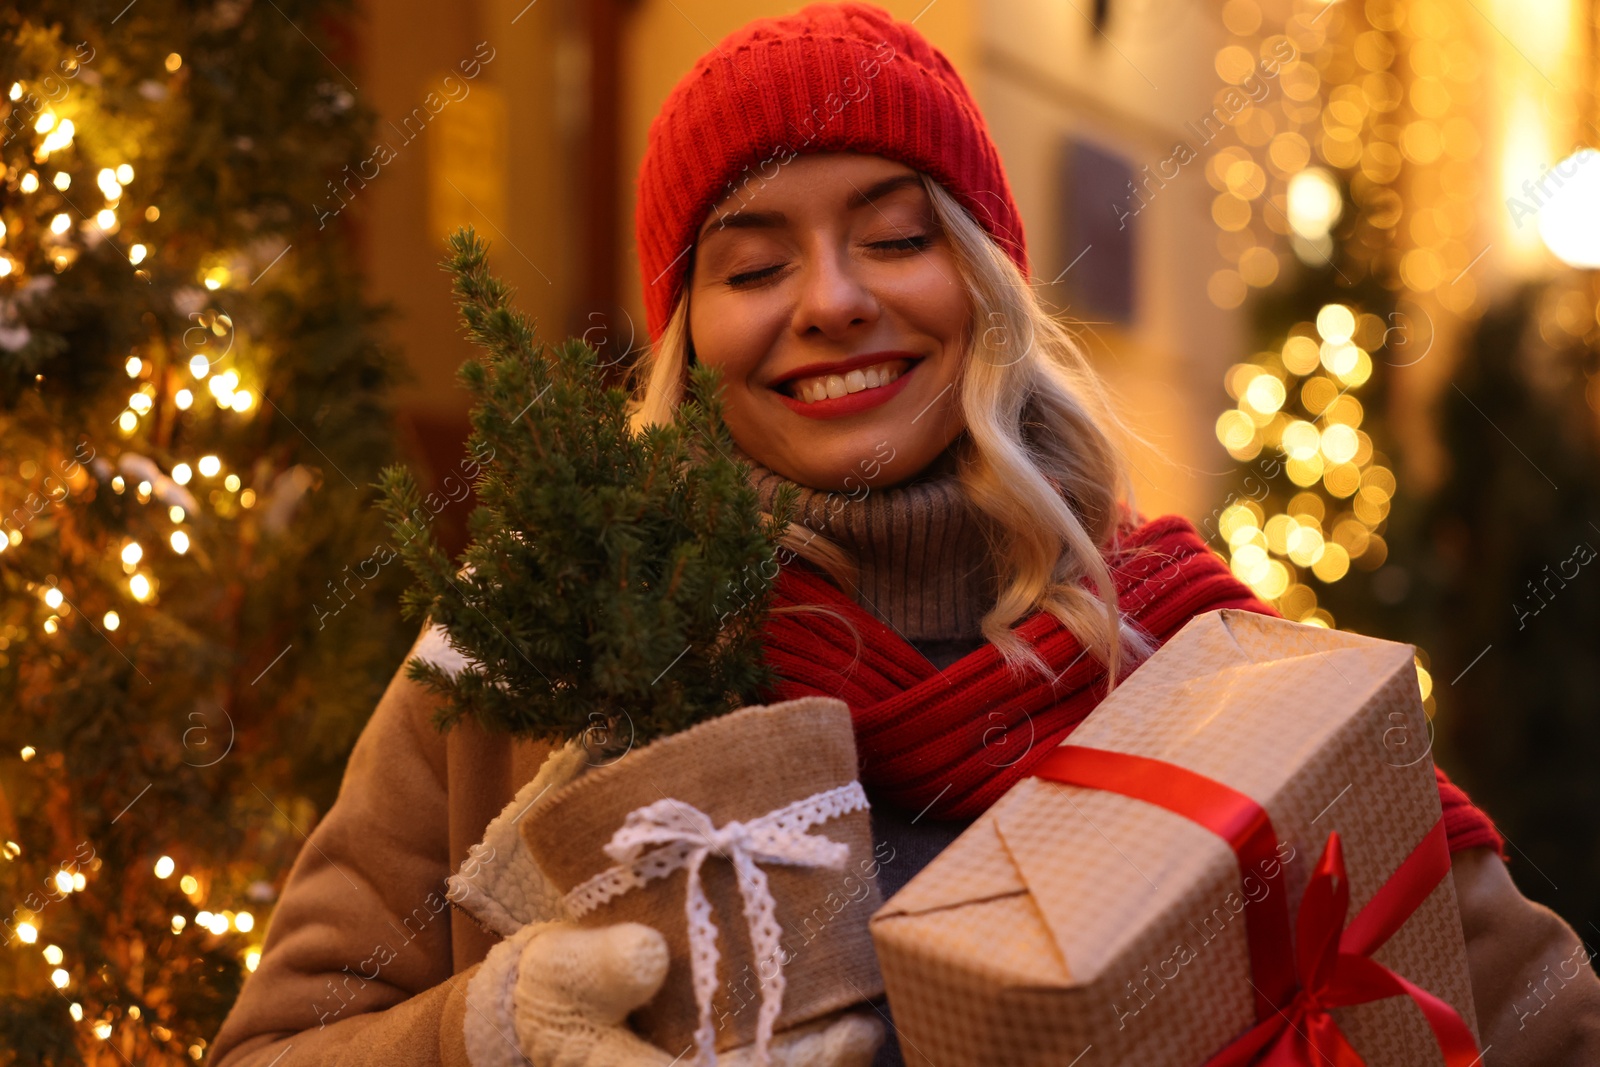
[378,226,797,747]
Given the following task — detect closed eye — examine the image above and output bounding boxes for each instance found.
[871,234,932,251]
[726,264,785,288]
[724,233,933,288]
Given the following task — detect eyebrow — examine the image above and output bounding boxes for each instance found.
[697,173,923,240]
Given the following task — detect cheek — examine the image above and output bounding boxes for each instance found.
[689,290,772,386]
[886,249,970,349]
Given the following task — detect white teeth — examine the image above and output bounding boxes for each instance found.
[787,360,910,404]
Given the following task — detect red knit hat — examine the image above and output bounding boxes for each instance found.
[634,1,1029,344]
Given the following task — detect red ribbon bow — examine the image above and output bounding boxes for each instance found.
[1033,745,1482,1067]
[1203,823,1481,1066]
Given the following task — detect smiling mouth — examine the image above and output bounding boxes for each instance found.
[778,358,917,404]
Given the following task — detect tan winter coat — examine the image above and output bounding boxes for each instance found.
[209,626,1600,1067]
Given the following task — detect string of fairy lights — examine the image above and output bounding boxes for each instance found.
[4,48,263,1059]
[1199,0,1484,713]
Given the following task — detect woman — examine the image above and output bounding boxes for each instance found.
[209,4,1600,1066]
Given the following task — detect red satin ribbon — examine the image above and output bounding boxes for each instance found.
[1032,746,1295,1020]
[1031,745,1483,1066]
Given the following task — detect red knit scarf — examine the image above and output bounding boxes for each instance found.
[757,513,1503,856]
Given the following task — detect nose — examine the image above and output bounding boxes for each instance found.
[788,242,879,342]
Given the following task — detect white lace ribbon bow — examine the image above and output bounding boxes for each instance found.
[561,780,870,1067]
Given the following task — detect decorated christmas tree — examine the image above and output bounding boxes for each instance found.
[1202,0,1467,722]
[0,2,413,1061]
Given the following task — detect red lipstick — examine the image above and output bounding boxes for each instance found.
[773,358,920,420]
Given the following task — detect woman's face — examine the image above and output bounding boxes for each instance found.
[687,152,971,493]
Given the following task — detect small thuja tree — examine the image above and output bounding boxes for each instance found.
[377,227,798,747]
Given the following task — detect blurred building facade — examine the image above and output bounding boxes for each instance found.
[354,0,1248,526]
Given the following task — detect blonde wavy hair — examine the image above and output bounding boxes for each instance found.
[628,170,1158,691]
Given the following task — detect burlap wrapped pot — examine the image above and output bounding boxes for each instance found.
[521,694,885,1058]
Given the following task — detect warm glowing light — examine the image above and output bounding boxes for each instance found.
[172,463,193,485]
[175,388,194,409]
[235,911,255,933]
[7,83,18,101]
[1216,409,1257,453]
[126,356,143,377]
[16,922,37,944]
[1287,167,1342,239]
[180,874,199,896]
[130,243,148,265]
[103,609,121,631]
[40,118,74,153]
[69,1003,82,1022]
[1538,149,1600,268]
[224,474,241,493]
[93,1021,112,1040]
[130,574,152,601]
[1281,420,1321,461]
[170,505,186,522]
[44,587,64,609]
[97,168,122,199]
[72,872,85,891]
[51,968,69,989]
[121,542,143,566]
[154,855,176,879]
[190,355,211,378]
[246,948,261,971]
[1316,304,1356,345]
[171,530,190,554]
[43,944,63,965]
[53,870,73,894]
[166,52,183,72]
[50,213,71,235]
[34,110,56,134]
[203,266,230,290]
[20,746,34,760]
[1218,503,1261,543]
[129,392,153,414]
[1320,424,1360,465]
[1313,543,1352,583]
[138,480,152,498]
[19,172,39,193]
[53,171,70,191]
[1255,559,1291,600]
[117,164,134,184]
[96,208,117,230]
[240,488,256,508]
[43,617,59,635]
[1243,374,1286,414]
[198,455,222,477]
[231,389,254,412]
[172,915,187,933]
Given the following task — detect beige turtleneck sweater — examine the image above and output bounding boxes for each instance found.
[729,436,1000,671]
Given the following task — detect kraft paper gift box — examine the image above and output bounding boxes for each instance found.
[870,608,1481,1067]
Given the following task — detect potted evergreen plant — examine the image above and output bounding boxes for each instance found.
[377,227,884,1065]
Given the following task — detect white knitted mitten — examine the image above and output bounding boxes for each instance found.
[512,920,884,1067]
